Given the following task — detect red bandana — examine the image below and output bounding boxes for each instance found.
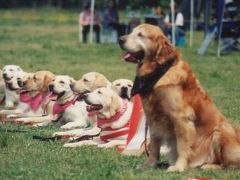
[20,92,44,111]
[97,99,128,128]
[53,95,79,115]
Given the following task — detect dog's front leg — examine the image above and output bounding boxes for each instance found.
[167,112,196,172]
[15,114,57,124]
[64,139,99,147]
[138,134,161,169]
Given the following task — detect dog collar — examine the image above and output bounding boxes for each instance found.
[52,95,79,115]
[20,92,44,111]
[97,99,128,127]
[131,57,176,97]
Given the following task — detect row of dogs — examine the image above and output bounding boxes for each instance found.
[0,64,137,149]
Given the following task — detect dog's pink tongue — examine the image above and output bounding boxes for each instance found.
[123,52,136,62]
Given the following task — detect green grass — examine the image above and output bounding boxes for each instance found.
[0,8,240,180]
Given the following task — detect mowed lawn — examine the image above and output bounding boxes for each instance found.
[0,8,240,180]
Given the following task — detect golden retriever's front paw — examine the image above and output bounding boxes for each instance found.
[167,165,185,172]
[136,162,157,169]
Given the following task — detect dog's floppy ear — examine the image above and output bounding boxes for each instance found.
[42,73,55,92]
[109,95,121,117]
[17,66,23,72]
[94,74,108,89]
[155,35,179,65]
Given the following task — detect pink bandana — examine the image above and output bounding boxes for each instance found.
[53,96,79,115]
[20,92,44,111]
[97,99,128,128]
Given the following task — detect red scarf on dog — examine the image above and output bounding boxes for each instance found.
[53,95,79,115]
[96,99,130,142]
[20,92,44,111]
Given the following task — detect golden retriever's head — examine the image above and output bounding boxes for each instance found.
[119,24,179,68]
[84,87,122,118]
[4,71,29,91]
[23,71,55,93]
[111,79,133,100]
[71,72,111,94]
[48,75,75,99]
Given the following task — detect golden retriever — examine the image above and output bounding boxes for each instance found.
[119,24,240,171]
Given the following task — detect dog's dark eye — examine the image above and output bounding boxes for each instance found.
[10,69,13,72]
[97,91,102,94]
[33,76,38,80]
[128,84,132,87]
[116,83,121,86]
[138,32,144,37]
[60,81,65,84]
[83,78,89,82]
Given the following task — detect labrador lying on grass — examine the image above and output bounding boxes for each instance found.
[119,24,240,171]
[0,71,32,117]
[2,65,24,108]
[15,75,90,129]
[63,87,133,148]
[52,72,112,138]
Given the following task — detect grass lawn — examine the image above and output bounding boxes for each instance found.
[0,8,240,180]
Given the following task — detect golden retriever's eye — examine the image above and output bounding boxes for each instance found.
[33,76,38,80]
[83,78,89,82]
[10,69,13,72]
[128,84,132,87]
[97,91,102,94]
[60,81,65,84]
[116,83,121,86]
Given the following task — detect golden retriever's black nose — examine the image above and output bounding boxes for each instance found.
[119,36,126,45]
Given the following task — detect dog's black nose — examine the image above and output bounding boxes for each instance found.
[48,84,54,92]
[121,86,128,93]
[17,80,23,87]
[70,84,74,91]
[119,36,126,45]
[3,73,8,80]
[22,81,27,86]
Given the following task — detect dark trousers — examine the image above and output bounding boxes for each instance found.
[82,25,100,43]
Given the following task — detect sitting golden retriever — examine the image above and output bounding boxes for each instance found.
[119,24,240,171]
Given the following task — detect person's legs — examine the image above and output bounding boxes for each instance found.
[82,25,90,43]
[93,25,100,43]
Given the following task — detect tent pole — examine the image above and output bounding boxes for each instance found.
[189,0,194,47]
[89,0,95,44]
[171,0,176,46]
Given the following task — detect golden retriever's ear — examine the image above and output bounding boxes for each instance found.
[42,74,55,92]
[109,95,121,116]
[155,36,179,65]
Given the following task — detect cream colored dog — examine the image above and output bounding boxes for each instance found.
[71,72,111,94]
[6,71,55,120]
[0,71,32,116]
[111,79,133,100]
[64,87,133,148]
[16,75,90,129]
[2,65,23,108]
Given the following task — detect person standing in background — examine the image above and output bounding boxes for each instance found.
[79,2,101,43]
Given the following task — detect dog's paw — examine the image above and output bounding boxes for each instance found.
[97,143,109,148]
[167,165,185,172]
[63,143,79,148]
[5,102,14,109]
[6,114,18,118]
[53,131,67,137]
[60,124,74,130]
